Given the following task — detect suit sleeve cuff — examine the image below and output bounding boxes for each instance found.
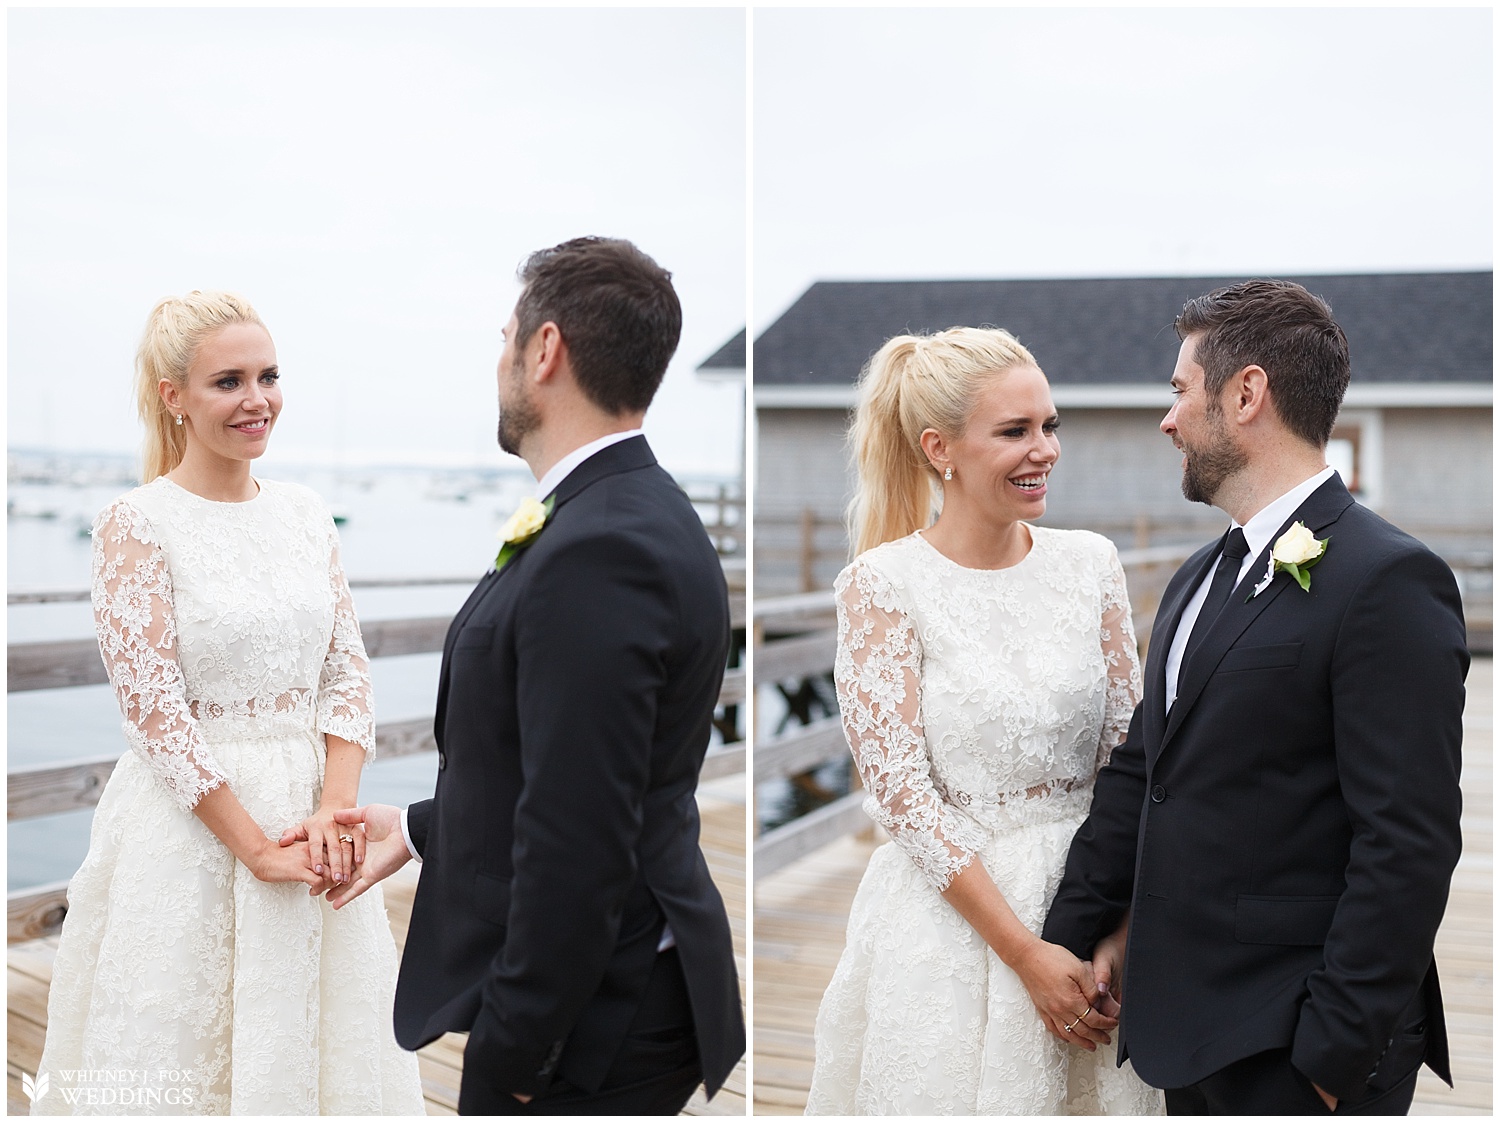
[1292,1020,1371,1104]
[400,806,422,864]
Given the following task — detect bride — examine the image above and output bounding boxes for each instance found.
[33,292,424,1114]
[805,328,1163,1114]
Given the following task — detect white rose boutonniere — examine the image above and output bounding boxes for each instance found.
[1249,520,1329,598]
[494,495,555,572]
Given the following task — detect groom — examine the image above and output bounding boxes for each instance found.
[1043,280,1467,1113]
[313,237,744,1113]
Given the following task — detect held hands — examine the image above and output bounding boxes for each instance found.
[328,804,409,910]
[278,803,409,907]
[302,804,366,886]
[247,835,337,892]
[1013,939,1117,1051]
[277,811,363,896]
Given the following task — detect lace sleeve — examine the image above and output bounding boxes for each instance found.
[1096,543,1143,770]
[91,499,229,813]
[834,560,983,891]
[316,534,376,762]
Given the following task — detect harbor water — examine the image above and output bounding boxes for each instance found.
[9,454,735,890]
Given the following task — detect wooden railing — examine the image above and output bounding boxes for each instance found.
[7,564,746,941]
[685,482,746,558]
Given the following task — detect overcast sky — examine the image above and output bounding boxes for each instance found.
[754,6,1492,333]
[10,8,1492,474]
[9,7,746,476]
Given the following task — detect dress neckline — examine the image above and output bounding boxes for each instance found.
[158,475,265,506]
[912,524,1042,573]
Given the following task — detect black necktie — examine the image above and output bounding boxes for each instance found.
[1180,527,1250,668]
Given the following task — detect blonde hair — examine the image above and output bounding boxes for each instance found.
[134,291,266,481]
[847,326,1039,556]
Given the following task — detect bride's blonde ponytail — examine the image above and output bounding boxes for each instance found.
[847,327,1038,557]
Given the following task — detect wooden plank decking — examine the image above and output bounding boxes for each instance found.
[7,791,746,1116]
[753,658,1493,1115]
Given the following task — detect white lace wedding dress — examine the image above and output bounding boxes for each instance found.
[805,527,1164,1115]
[34,477,424,1115]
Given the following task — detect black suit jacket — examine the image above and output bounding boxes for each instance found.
[1043,475,1466,1101]
[393,436,744,1100]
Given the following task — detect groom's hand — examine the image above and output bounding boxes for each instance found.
[1089,978,1122,1022]
[1089,918,1128,1019]
[323,803,411,910]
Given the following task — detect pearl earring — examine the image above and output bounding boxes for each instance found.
[944,466,953,481]
[175,415,184,426]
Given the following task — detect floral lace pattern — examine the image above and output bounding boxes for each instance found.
[832,528,1141,892]
[89,479,375,812]
[35,477,422,1115]
[808,527,1161,1115]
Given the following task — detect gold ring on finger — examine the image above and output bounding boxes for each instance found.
[338,834,354,844]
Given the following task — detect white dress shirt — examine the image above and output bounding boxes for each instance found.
[1163,466,1337,710]
[532,428,643,501]
[398,428,674,950]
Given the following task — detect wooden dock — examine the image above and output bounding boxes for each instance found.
[752,658,1493,1115]
[7,790,746,1116]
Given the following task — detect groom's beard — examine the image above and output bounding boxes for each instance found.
[497,358,540,457]
[1179,408,1248,505]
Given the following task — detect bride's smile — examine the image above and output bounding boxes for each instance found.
[165,321,282,468]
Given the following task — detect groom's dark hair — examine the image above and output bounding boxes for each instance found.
[513,237,682,415]
[1175,279,1350,447]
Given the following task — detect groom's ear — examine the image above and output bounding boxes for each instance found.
[1225,364,1271,426]
[530,321,569,386]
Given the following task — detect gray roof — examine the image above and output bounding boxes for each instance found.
[698,328,745,370]
[753,272,1492,386]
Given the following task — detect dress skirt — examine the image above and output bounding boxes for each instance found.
[33,725,425,1116]
[805,794,1163,1115]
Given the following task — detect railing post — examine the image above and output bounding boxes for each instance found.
[799,508,816,593]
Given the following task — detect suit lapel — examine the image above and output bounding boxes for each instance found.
[547,434,657,510]
[431,436,658,749]
[1143,539,1220,759]
[1160,476,1355,751]
[433,569,501,748]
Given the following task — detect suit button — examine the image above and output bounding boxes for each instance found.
[437,750,447,770]
[1151,784,1166,803]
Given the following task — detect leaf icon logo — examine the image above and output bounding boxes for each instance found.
[22,1071,50,1103]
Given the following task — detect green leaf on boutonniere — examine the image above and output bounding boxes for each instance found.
[1248,522,1330,600]
[494,494,555,572]
[1282,560,1314,592]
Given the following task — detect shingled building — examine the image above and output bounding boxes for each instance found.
[745,272,1492,595]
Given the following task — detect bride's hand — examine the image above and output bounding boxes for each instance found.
[1013,939,1117,1050]
[278,819,364,895]
[295,806,365,886]
[247,836,334,891]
